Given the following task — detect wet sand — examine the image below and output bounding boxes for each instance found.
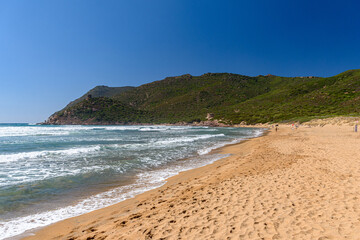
[24,124,360,239]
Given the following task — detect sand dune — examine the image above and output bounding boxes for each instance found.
[24,124,360,240]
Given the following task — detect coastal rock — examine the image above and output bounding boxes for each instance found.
[206,113,214,120]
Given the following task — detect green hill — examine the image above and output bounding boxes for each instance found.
[45,69,360,125]
[63,85,134,109]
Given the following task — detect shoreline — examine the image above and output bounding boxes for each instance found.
[9,127,266,240]
[23,123,360,239]
[20,129,265,240]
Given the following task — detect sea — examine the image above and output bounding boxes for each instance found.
[0,123,265,239]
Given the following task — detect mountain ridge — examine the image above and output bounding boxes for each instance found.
[62,86,134,110]
[44,69,360,125]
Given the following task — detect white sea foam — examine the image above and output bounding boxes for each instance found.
[104,133,226,151]
[0,125,139,137]
[101,126,141,131]
[138,127,167,131]
[0,164,111,187]
[0,153,228,240]
[0,125,212,137]
[0,127,70,137]
[197,138,242,155]
[252,128,266,137]
[153,134,225,145]
[0,183,158,239]
[197,129,266,155]
[0,126,266,239]
[0,146,101,163]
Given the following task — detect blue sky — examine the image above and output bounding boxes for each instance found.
[1,0,360,123]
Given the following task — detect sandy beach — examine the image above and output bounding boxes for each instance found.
[24,123,360,240]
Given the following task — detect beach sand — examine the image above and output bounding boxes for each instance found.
[24,124,360,240]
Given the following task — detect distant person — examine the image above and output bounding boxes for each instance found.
[355,124,358,132]
[275,124,278,132]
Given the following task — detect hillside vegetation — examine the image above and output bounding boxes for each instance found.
[63,86,134,109]
[45,69,360,125]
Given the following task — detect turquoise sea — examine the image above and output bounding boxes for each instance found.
[0,123,264,239]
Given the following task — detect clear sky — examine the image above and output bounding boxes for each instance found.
[1,0,360,123]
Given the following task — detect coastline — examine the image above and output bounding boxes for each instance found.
[9,126,265,240]
[17,128,257,239]
[24,123,360,239]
